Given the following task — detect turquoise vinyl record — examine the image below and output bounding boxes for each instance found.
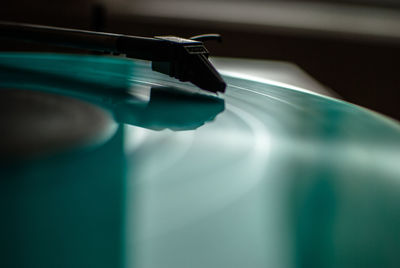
[1,53,400,268]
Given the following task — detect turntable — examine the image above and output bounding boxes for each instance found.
[1,23,400,268]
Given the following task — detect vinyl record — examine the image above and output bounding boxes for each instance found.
[1,53,400,268]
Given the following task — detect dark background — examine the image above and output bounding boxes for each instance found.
[1,0,400,120]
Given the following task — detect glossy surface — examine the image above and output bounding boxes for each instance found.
[1,53,400,268]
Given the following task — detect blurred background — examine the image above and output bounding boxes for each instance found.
[1,0,400,119]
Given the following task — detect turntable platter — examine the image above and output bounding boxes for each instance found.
[1,53,400,268]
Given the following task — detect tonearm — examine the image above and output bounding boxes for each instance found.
[0,21,226,93]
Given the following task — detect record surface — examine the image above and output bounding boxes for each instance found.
[1,53,400,268]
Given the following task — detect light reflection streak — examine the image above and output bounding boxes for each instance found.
[222,70,339,102]
[229,83,304,110]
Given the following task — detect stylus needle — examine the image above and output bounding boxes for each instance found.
[150,36,226,93]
